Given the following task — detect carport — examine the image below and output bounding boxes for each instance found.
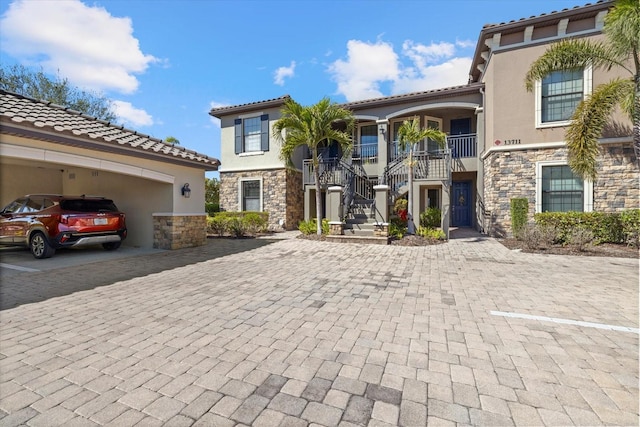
[0,90,220,249]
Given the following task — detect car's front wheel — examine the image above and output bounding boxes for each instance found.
[30,232,55,259]
[102,241,121,251]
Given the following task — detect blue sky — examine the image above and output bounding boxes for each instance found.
[0,0,586,177]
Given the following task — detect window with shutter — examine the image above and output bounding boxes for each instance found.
[234,115,269,154]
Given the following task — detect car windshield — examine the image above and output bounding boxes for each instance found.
[60,199,119,212]
[1,198,27,214]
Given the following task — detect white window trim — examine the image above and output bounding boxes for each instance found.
[238,151,265,157]
[535,160,593,213]
[238,177,263,212]
[535,65,592,129]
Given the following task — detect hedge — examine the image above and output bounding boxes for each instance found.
[206,211,269,237]
[534,210,640,245]
[510,198,528,238]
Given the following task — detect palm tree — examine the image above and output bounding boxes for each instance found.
[273,97,354,235]
[397,117,446,234]
[525,0,639,180]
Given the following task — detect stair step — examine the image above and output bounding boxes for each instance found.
[326,235,389,245]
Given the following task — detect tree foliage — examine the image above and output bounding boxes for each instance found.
[205,177,220,214]
[273,97,354,235]
[0,64,116,122]
[525,0,640,180]
[396,117,446,234]
[165,136,180,145]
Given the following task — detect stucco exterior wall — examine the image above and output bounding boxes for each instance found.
[220,168,303,231]
[483,143,639,237]
[218,106,285,173]
[483,33,631,152]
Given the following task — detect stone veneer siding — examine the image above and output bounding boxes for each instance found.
[483,143,639,237]
[220,168,304,231]
[153,214,207,249]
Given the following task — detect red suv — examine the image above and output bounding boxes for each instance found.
[0,194,127,259]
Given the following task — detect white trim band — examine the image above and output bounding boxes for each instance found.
[490,311,639,334]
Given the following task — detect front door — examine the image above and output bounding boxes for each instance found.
[452,181,472,227]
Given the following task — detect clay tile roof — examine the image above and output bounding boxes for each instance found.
[209,95,291,117]
[0,90,220,170]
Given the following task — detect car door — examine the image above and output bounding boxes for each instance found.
[0,198,29,244]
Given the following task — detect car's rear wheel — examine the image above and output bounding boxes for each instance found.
[102,241,121,251]
[30,232,55,259]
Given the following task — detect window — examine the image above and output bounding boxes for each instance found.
[235,114,269,154]
[241,180,261,211]
[536,163,592,213]
[536,67,591,127]
[427,189,440,209]
[355,124,378,159]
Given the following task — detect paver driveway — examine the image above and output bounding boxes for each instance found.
[0,234,638,426]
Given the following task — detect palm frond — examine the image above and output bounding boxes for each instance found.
[604,0,640,71]
[524,39,620,92]
[566,78,633,180]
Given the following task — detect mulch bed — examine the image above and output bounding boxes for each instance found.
[498,238,638,258]
[296,233,638,257]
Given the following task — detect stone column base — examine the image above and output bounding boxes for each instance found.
[373,223,389,237]
[329,221,344,235]
[153,213,207,249]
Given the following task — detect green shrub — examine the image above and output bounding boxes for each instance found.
[620,209,640,247]
[388,218,407,239]
[243,212,268,235]
[298,218,329,235]
[205,202,220,216]
[534,211,623,244]
[420,207,441,229]
[207,211,269,237]
[417,227,446,240]
[207,215,228,236]
[228,217,246,237]
[510,198,529,239]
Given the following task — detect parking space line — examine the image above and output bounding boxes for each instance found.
[0,263,40,272]
[490,310,640,334]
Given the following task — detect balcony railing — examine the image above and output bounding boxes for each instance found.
[448,133,476,158]
[352,142,378,164]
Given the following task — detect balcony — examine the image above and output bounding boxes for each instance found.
[448,133,477,158]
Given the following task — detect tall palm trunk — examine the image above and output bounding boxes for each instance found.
[634,75,640,169]
[313,151,323,235]
[407,147,415,234]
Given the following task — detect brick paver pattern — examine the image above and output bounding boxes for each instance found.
[0,234,638,426]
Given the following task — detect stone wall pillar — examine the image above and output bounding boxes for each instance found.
[327,186,344,235]
[327,186,343,222]
[373,184,389,224]
[153,213,207,250]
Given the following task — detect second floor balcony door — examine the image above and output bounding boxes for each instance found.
[424,116,443,153]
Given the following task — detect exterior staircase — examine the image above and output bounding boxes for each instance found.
[327,197,388,244]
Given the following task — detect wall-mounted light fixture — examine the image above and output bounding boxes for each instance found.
[181,183,191,198]
[378,124,386,134]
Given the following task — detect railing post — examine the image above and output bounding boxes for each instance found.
[327,186,344,235]
[372,184,390,238]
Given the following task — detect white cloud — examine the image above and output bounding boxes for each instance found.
[327,40,399,101]
[208,101,230,127]
[274,61,296,86]
[456,39,476,49]
[328,39,472,102]
[0,0,157,94]
[112,100,153,127]
[393,57,473,94]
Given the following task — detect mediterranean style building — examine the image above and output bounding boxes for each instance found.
[210,0,637,237]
